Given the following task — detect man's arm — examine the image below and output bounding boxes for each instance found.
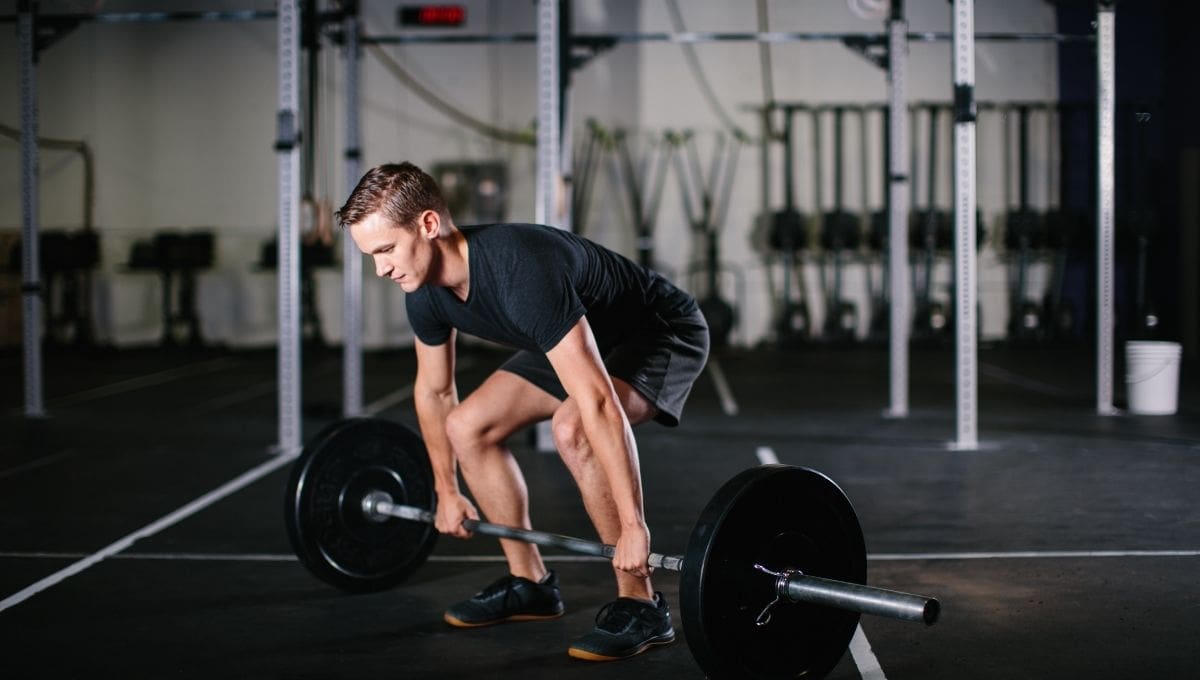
[413,331,477,538]
[545,317,651,578]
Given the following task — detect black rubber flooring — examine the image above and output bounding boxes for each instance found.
[1,341,1198,679]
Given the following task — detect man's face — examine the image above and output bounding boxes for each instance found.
[349,211,431,293]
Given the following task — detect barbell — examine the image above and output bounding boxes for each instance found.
[284,417,939,679]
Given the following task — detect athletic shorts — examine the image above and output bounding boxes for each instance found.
[499,308,710,427]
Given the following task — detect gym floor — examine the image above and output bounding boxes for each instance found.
[1,342,1197,679]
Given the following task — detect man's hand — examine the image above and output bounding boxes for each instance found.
[435,491,479,539]
[613,522,653,579]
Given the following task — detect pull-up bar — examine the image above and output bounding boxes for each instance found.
[363,30,1094,46]
[0,10,278,24]
[0,10,1099,44]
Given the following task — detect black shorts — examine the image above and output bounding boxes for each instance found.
[499,308,710,427]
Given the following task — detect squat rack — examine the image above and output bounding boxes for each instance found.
[12,1,1119,453]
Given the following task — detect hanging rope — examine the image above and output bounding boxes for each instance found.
[664,0,753,141]
[756,0,779,141]
[366,43,535,146]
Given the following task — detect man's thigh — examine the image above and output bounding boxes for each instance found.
[455,368,562,441]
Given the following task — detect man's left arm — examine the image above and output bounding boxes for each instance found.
[545,317,652,578]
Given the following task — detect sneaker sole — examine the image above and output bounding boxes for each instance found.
[444,611,564,628]
[567,633,676,662]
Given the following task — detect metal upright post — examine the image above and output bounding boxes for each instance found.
[1095,0,1117,415]
[342,3,364,418]
[535,0,561,227]
[533,0,565,451]
[18,1,44,418]
[557,0,574,233]
[276,0,303,454]
[952,0,978,449]
[886,0,910,418]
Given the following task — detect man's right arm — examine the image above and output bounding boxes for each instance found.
[413,331,477,538]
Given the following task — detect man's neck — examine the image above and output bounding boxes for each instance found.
[439,228,470,301]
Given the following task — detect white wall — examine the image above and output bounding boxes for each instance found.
[0,0,1060,348]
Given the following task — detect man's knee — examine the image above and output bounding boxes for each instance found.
[444,404,500,458]
[551,405,589,467]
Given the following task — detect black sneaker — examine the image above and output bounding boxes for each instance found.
[443,571,565,628]
[568,592,676,661]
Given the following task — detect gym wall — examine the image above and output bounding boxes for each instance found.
[0,0,1056,348]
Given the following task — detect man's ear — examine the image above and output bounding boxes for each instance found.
[417,209,441,239]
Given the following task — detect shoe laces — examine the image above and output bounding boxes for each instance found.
[475,575,522,606]
[593,599,651,634]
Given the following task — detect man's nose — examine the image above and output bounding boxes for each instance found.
[374,257,391,278]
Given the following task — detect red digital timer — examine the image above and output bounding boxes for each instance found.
[399,5,467,27]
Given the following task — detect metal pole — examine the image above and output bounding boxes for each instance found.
[1096,0,1117,415]
[535,0,560,227]
[0,9,278,23]
[532,0,564,452]
[557,0,573,233]
[342,4,364,418]
[276,0,302,454]
[359,30,1093,46]
[18,1,44,419]
[886,1,910,418]
[952,0,978,450]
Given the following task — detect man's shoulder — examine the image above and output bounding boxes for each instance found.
[467,222,554,240]
[468,223,580,257]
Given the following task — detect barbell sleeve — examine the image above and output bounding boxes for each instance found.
[782,572,940,626]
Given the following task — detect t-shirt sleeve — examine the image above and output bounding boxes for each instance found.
[508,253,587,353]
[405,290,452,346]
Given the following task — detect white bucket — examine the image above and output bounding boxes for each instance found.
[1125,341,1182,415]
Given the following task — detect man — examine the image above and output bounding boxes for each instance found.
[337,162,709,662]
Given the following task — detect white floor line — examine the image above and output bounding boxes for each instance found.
[869,549,1200,560]
[362,357,476,418]
[756,446,780,466]
[186,382,279,417]
[0,552,607,564]
[0,452,296,613]
[850,624,888,680]
[706,358,739,416]
[46,357,240,409]
[191,361,342,416]
[978,361,1078,399]
[428,555,608,563]
[2,549,1197,564]
[0,449,80,481]
[364,385,415,417]
[116,552,297,562]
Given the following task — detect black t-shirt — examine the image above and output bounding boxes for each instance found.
[406,223,696,353]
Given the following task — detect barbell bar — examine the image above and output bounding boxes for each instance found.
[362,492,937,626]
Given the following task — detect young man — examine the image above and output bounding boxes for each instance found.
[337,162,709,661]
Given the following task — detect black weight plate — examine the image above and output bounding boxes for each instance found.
[680,465,867,679]
[285,418,438,593]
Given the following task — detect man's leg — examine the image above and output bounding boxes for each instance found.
[553,377,676,660]
[550,377,658,601]
[443,369,560,581]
